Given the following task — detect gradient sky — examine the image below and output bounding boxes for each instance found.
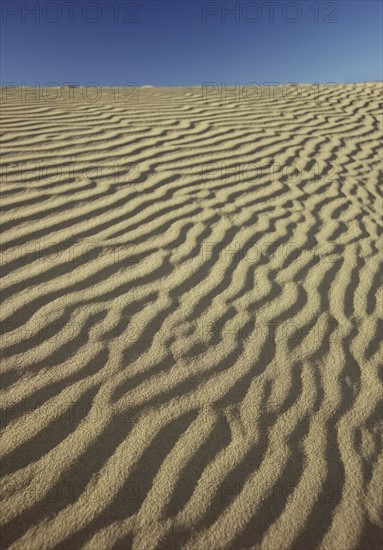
[1,0,382,86]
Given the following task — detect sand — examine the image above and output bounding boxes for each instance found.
[0,83,382,550]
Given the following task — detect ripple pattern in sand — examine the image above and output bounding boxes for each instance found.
[1,84,382,550]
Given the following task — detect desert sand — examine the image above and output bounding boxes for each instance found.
[0,83,382,549]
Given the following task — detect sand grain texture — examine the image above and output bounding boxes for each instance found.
[0,83,382,549]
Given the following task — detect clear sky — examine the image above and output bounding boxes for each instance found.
[1,0,382,86]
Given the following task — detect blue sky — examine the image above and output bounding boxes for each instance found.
[1,0,382,86]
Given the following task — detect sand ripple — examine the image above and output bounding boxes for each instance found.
[1,83,382,549]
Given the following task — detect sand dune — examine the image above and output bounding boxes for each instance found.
[0,83,382,550]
